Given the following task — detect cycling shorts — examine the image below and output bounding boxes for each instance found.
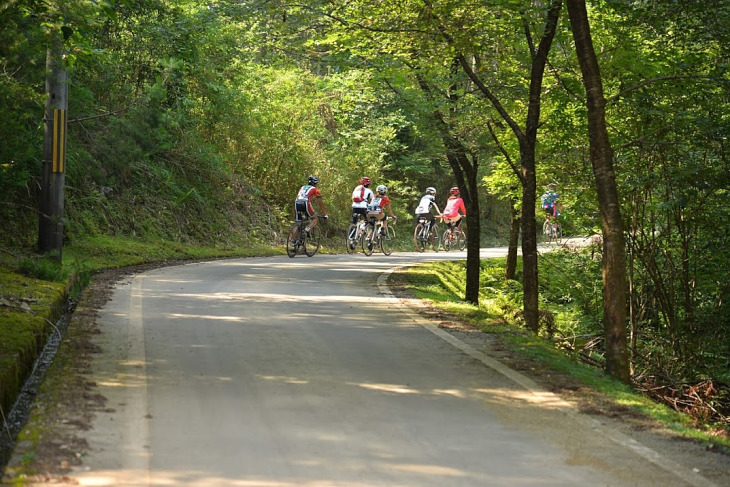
[352,207,368,224]
[295,201,314,221]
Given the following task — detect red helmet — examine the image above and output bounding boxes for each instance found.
[450,187,460,196]
[360,177,371,185]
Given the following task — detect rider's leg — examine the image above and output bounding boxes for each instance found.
[352,207,366,225]
[294,204,308,238]
[378,214,387,234]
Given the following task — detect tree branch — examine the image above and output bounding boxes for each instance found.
[68,103,137,124]
[607,75,714,104]
[487,121,524,184]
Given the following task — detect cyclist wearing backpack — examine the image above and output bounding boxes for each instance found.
[541,182,561,219]
[414,186,441,226]
[367,185,397,234]
[443,186,466,230]
[351,176,374,224]
[295,175,328,231]
[540,182,562,237]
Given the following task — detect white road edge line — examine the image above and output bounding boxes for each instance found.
[377,267,718,487]
[127,275,152,485]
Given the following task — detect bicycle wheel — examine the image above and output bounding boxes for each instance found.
[442,228,453,251]
[413,223,425,252]
[553,223,563,245]
[380,226,393,256]
[303,225,320,257]
[346,223,358,254]
[387,225,396,241]
[456,229,466,251]
[542,220,553,244]
[286,223,301,258]
[362,225,376,256]
[547,221,560,245]
[430,225,440,252]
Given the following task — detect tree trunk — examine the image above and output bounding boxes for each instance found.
[506,198,520,280]
[566,0,631,383]
[443,134,481,305]
[520,140,539,332]
[415,71,481,305]
[464,177,481,305]
[455,0,562,332]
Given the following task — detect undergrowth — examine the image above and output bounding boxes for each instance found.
[399,252,730,452]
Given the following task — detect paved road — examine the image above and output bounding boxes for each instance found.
[71,249,717,486]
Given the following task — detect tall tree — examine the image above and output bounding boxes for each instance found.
[441,0,563,332]
[566,0,630,383]
[414,69,481,304]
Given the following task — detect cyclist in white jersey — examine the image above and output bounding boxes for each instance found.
[351,176,374,224]
[414,186,441,224]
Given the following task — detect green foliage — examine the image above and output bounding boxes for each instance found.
[539,249,603,335]
[16,254,91,293]
[406,258,526,326]
[0,264,67,416]
[17,255,69,282]
[402,257,729,446]
[0,4,45,207]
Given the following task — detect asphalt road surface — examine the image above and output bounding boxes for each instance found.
[69,249,720,486]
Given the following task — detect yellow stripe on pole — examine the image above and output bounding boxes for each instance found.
[52,109,66,173]
[52,110,58,172]
[59,109,65,172]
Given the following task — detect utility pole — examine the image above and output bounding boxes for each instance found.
[38,32,68,262]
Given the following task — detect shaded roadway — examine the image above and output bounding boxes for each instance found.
[68,249,719,486]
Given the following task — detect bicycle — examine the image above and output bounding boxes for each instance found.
[346,214,368,254]
[286,216,323,258]
[362,217,396,256]
[413,216,440,252]
[442,222,466,251]
[542,217,562,245]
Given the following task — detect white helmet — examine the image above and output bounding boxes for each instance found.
[425,187,436,195]
[376,185,387,195]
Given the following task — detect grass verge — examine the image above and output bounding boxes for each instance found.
[392,258,730,453]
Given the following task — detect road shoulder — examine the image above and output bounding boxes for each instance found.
[382,266,730,487]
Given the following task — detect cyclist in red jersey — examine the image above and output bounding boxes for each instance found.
[367,185,397,234]
[294,175,328,232]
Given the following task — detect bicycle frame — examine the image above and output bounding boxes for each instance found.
[363,216,395,256]
[346,214,369,254]
[442,223,466,251]
[287,216,321,258]
[541,217,562,244]
[414,216,440,252]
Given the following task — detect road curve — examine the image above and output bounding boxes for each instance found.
[70,249,717,487]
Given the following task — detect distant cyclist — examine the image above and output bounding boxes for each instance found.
[540,182,561,220]
[367,185,397,234]
[351,176,374,224]
[443,186,466,230]
[294,175,328,231]
[414,186,441,226]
